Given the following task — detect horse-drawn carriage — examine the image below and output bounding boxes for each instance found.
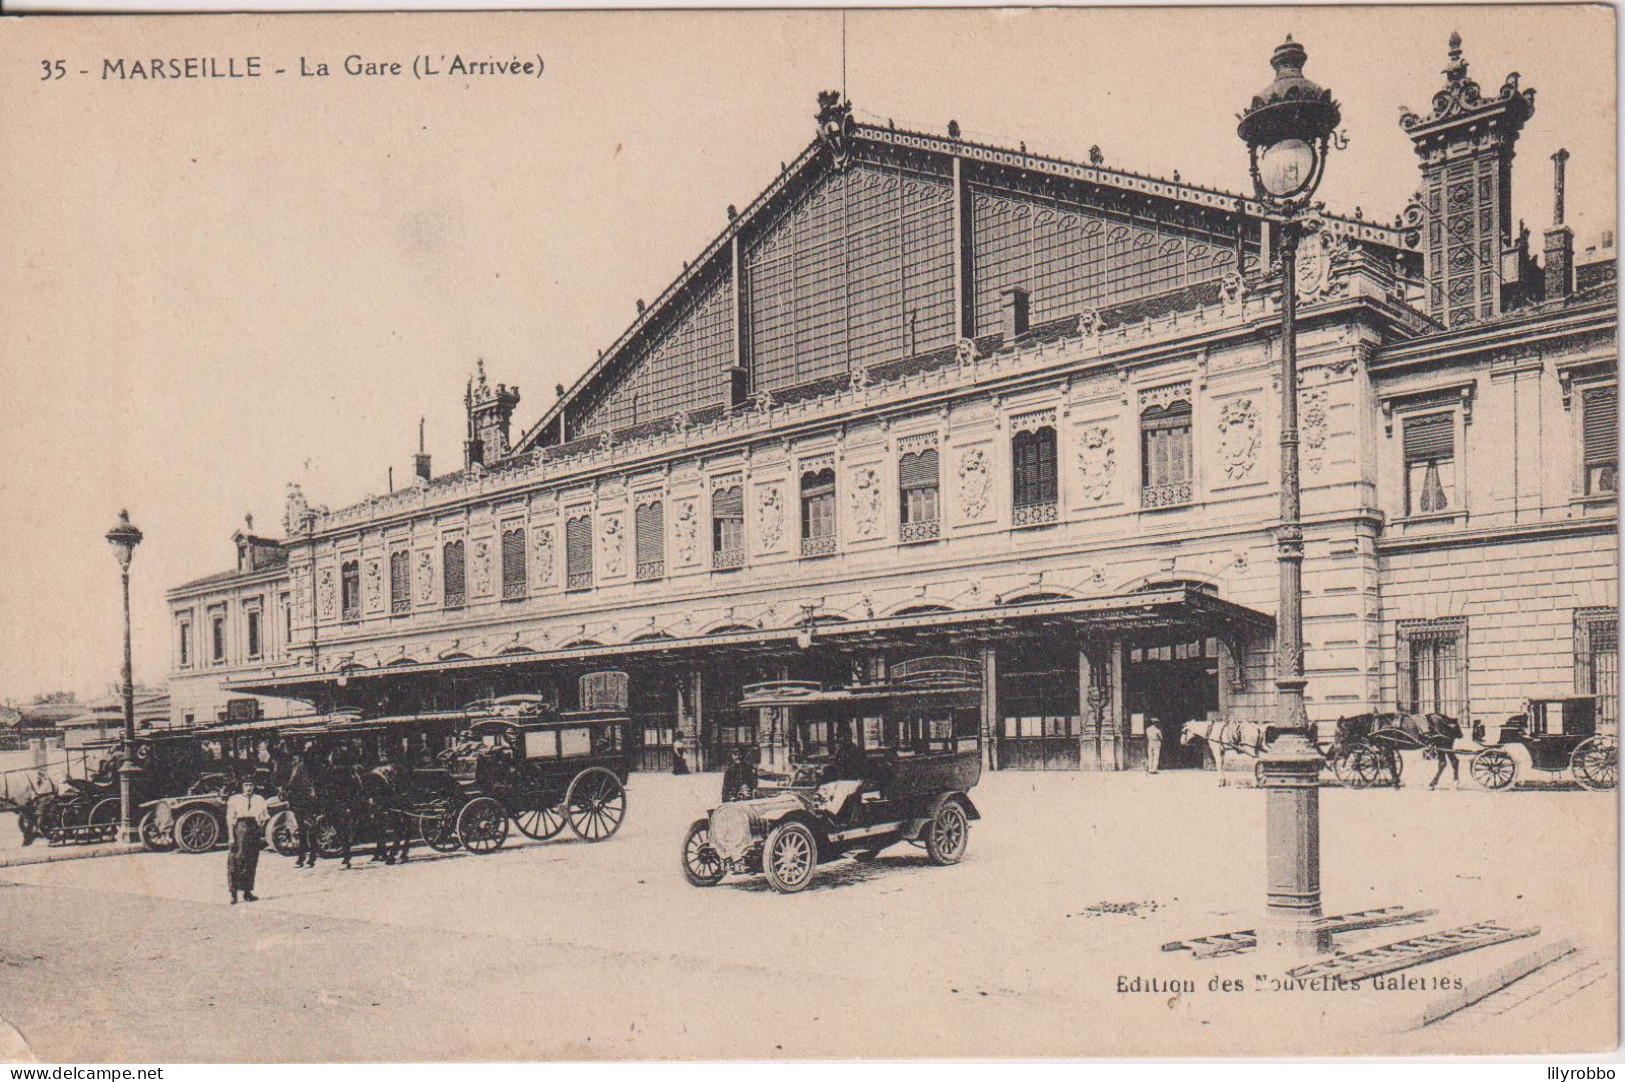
[1321,713,1462,790]
[31,730,208,845]
[681,656,983,893]
[1468,696,1616,792]
[449,682,631,844]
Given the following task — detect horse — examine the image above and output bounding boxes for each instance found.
[1180,719,1272,787]
[1330,712,1462,788]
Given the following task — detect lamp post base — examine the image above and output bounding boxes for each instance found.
[1257,727,1328,960]
[117,759,141,845]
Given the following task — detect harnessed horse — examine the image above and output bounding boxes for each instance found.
[1180,719,1272,787]
[1329,712,1463,788]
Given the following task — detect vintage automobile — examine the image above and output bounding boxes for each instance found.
[1469,695,1618,792]
[34,730,209,845]
[681,656,983,893]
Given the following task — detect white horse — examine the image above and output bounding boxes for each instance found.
[1180,719,1271,787]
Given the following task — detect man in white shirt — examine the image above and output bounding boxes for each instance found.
[225,778,270,904]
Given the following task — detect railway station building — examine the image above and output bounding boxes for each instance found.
[167,38,1618,773]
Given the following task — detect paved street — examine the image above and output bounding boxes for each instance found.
[0,770,1614,1060]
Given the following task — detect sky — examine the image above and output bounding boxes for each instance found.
[0,6,1615,702]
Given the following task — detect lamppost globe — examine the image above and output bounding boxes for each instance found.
[105,509,144,568]
[1237,36,1341,211]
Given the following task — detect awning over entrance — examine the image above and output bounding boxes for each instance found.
[223,586,1272,705]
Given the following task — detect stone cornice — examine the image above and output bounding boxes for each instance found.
[1376,513,1616,554]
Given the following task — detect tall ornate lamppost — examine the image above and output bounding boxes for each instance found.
[105,509,144,844]
[1237,37,1342,957]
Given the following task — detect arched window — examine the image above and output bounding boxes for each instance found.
[442,540,465,609]
[1140,401,1193,507]
[635,501,665,581]
[712,486,744,569]
[899,448,940,542]
[565,515,593,591]
[501,527,527,600]
[1012,426,1058,524]
[340,560,361,621]
[800,468,836,556]
[388,542,409,610]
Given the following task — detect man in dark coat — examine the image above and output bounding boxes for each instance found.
[284,746,321,868]
[720,747,757,803]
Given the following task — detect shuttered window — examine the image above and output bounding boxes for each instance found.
[389,549,410,613]
[1012,428,1058,508]
[179,622,191,668]
[801,469,836,544]
[1140,404,1192,492]
[1403,412,1455,516]
[340,561,360,620]
[1582,385,1617,496]
[566,516,593,591]
[636,502,665,580]
[501,528,526,599]
[899,448,940,540]
[442,540,465,608]
[246,609,262,658]
[712,487,744,568]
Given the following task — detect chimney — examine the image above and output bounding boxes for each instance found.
[1544,148,1574,301]
[413,417,432,484]
[1000,286,1031,345]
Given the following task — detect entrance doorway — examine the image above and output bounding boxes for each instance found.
[1126,637,1220,770]
[997,637,1081,770]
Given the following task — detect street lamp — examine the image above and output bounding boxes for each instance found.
[105,509,144,844]
[1237,36,1341,957]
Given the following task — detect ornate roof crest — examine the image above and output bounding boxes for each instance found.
[816,90,854,170]
[1399,32,1534,131]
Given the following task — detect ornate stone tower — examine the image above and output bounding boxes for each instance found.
[1400,33,1537,328]
[464,359,521,471]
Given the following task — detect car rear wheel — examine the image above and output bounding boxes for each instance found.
[268,811,300,856]
[762,821,817,894]
[681,818,725,887]
[925,801,970,866]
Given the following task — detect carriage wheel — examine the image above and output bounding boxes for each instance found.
[513,802,567,841]
[565,768,626,843]
[267,811,300,856]
[1335,745,1383,789]
[456,797,509,855]
[88,797,121,841]
[924,800,970,866]
[138,811,174,852]
[681,818,725,887]
[762,821,818,894]
[174,807,221,853]
[1571,737,1618,792]
[1470,748,1517,791]
[310,814,345,858]
[420,800,461,852]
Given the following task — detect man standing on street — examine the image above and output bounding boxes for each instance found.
[1144,721,1163,775]
[285,745,320,869]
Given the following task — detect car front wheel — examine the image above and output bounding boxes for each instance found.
[762,821,818,894]
[681,818,725,887]
[925,801,970,865]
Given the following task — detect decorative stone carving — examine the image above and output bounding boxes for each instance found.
[415,550,435,603]
[534,526,555,586]
[758,486,784,549]
[602,514,625,577]
[957,447,991,520]
[674,499,700,565]
[471,539,493,596]
[1010,408,1057,436]
[955,338,979,367]
[1076,425,1117,501]
[317,567,336,619]
[1140,381,1192,412]
[283,483,309,535]
[1302,389,1329,474]
[815,90,854,170]
[364,558,383,610]
[1217,398,1260,480]
[850,467,881,537]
